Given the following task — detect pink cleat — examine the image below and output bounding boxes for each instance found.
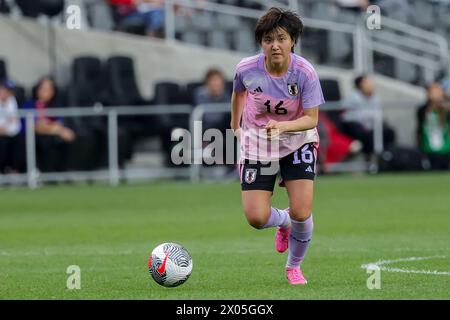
[285,267,307,285]
[275,226,290,253]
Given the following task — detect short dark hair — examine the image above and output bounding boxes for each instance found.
[204,68,224,84]
[255,7,303,47]
[354,75,367,90]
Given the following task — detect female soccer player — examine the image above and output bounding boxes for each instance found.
[230,7,325,285]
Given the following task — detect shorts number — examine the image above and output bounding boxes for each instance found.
[293,145,314,164]
[264,100,287,115]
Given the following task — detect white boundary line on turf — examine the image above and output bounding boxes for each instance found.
[361,256,450,276]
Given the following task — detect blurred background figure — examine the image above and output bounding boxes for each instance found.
[22,76,76,173]
[339,75,396,158]
[318,111,362,172]
[109,0,165,38]
[334,0,370,12]
[0,79,21,174]
[193,68,230,132]
[417,82,450,170]
[193,67,234,173]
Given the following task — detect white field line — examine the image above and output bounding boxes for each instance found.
[361,256,450,276]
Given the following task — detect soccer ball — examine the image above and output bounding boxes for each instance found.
[148,242,193,287]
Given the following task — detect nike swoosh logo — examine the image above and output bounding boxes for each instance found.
[157,250,170,274]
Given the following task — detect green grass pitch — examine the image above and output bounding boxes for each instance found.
[1,172,449,299]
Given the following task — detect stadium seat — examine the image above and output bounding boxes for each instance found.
[104,55,159,158]
[190,11,214,31]
[85,0,114,30]
[153,81,191,167]
[39,0,64,17]
[0,59,7,81]
[153,81,187,105]
[152,81,189,127]
[181,31,207,46]
[217,0,239,5]
[234,22,257,53]
[68,56,134,170]
[208,30,231,50]
[437,5,450,29]
[215,13,240,31]
[70,56,106,106]
[16,0,64,18]
[237,0,263,10]
[395,60,418,84]
[0,0,9,13]
[320,79,342,130]
[14,85,26,107]
[105,56,149,106]
[410,0,434,30]
[327,31,352,65]
[320,79,341,102]
[185,81,204,106]
[15,0,40,17]
[310,1,334,20]
[373,53,395,78]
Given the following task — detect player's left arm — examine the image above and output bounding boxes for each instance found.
[266,106,319,139]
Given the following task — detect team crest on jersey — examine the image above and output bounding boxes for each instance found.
[287,82,298,96]
[244,168,257,184]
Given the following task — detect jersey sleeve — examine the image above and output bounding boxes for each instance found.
[232,67,246,92]
[301,69,325,109]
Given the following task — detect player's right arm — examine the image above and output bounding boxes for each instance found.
[230,90,246,137]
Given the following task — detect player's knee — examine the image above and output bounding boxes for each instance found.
[247,218,266,229]
[289,206,312,221]
[244,208,268,229]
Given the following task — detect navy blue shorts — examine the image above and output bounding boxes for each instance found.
[239,142,318,192]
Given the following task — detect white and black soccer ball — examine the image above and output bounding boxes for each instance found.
[148,242,193,287]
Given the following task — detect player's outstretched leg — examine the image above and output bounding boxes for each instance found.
[285,214,313,285]
[274,208,290,253]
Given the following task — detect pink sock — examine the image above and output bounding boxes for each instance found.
[286,215,313,268]
[262,207,290,229]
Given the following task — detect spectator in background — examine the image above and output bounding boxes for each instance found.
[194,68,230,132]
[340,74,395,157]
[107,0,136,26]
[0,79,21,174]
[113,0,165,38]
[193,68,234,171]
[318,111,362,173]
[417,82,450,170]
[22,76,76,173]
[334,0,370,12]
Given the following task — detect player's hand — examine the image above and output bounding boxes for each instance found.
[60,128,76,142]
[233,128,241,139]
[265,120,285,140]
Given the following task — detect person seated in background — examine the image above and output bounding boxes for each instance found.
[318,111,362,173]
[194,68,230,132]
[107,0,136,27]
[340,74,395,158]
[334,0,370,12]
[417,82,450,170]
[113,0,165,38]
[0,79,21,174]
[22,76,76,173]
[193,68,234,172]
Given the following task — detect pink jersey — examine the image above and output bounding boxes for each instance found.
[233,52,325,161]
